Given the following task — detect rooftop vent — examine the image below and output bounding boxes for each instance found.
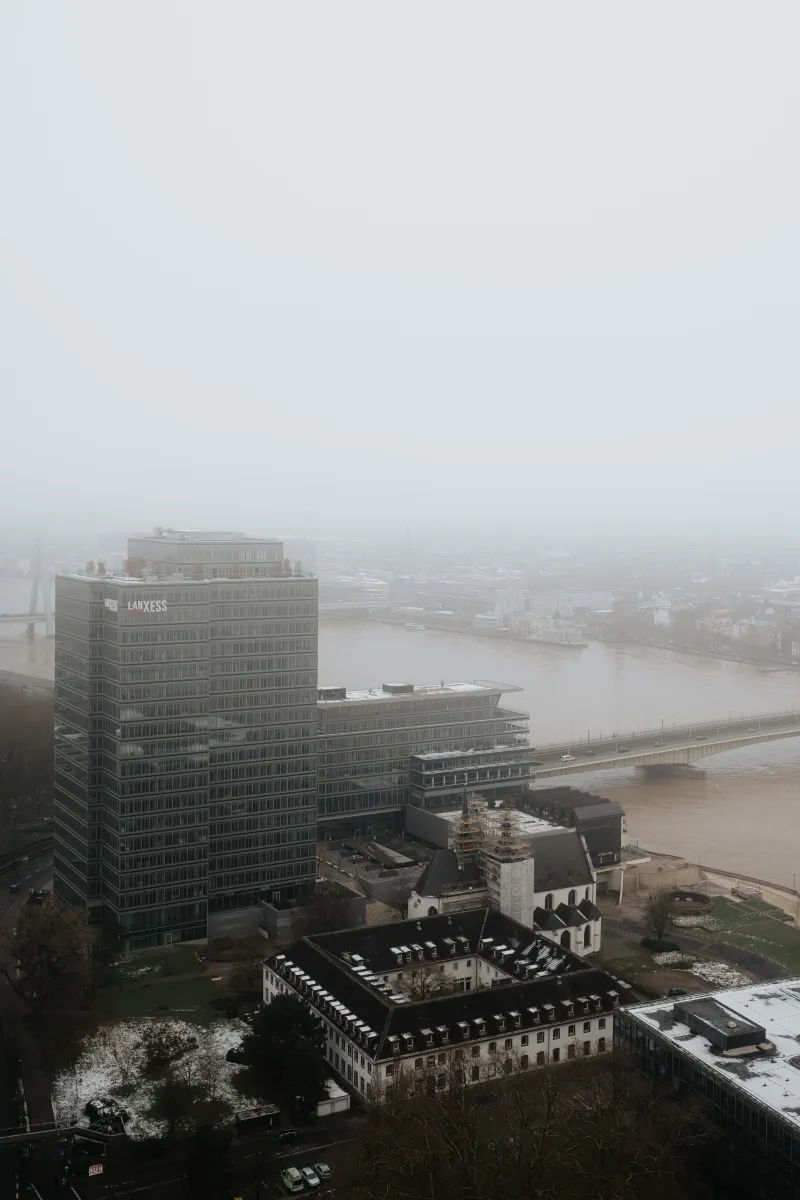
[318,686,347,701]
[382,682,415,695]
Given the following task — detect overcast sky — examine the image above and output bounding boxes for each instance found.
[2,4,799,543]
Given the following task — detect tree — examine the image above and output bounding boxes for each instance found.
[150,1069,198,1138]
[0,900,92,1016]
[398,964,453,1001]
[342,1051,713,1200]
[299,882,354,936]
[240,994,327,1111]
[94,915,125,972]
[136,1018,197,1074]
[643,890,673,946]
[183,1124,235,1200]
[229,959,262,1000]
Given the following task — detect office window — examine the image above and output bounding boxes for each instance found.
[552,1028,560,1040]
[598,1018,606,1029]
[568,1024,575,1036]
[583,1021,591,1033]
[537,1032,545,1044]
[521,1034,528,1047]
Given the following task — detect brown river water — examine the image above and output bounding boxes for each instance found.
[2,611,799,886]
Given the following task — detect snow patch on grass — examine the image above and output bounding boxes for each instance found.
[52,1018,251,1140]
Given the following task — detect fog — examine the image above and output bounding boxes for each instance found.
[2,3,799,542]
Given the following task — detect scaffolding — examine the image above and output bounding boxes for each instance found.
[452,791,483,871]
[481,806,531,918]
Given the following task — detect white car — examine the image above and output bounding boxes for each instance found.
[561,753,575,762]
[280,1167,304,1194]
[301,1166,321,1189]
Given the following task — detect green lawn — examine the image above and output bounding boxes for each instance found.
[715,919,800,973]
[109,946,205,983]
[94,977,223,1022]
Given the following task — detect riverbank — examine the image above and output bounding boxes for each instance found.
[591,632,799,672]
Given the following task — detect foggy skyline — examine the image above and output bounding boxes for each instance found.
[2,4,800,541]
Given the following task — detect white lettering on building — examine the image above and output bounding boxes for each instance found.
[104,598,119,612]
[126,599,167,613]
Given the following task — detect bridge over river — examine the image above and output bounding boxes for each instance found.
[528,710,800,779]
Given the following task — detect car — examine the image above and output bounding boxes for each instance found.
[313,1163,331,1181]
[617,745,630,752]
[301,1166,321,1189]
[280,1167,305,1194]
[584,750,596,757]
[8,882,19,893]
[694,735,707,741]
[560,753,575,762]
[667,987,688,997]
[277,1128,301,1145]
[746,726,757,732]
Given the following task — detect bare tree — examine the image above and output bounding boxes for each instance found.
[0,900,93,1017]
[643,890,673,945]
[195,1028,224,1104]
[397,964,454,1001]
[135,1019,197,1074]
[98,1024,141,1087]
[342,1051,712,1200]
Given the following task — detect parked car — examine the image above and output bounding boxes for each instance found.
[301,1166,321,1189]
[8,882,19,893]
[313,1163,331,1181]
[694,735,707,741]
[280,1167,305,1194]
[560,753,575,762]
[583,750,596,757]
[746,726,758,732]
[667,987,688,997]
[277,1128,301,1145]
[617,745,630,752]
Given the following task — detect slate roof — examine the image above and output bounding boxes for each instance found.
[533,829,594,891]
[533,907,566,931]
[556,902,587,928]
[579,898,602,920]
[266,909,625,1061]
[414,849,484,897]
[572,802,625,823]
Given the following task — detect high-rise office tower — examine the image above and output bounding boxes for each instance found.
[53,529,318,949]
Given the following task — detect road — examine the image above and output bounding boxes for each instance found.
[61,1119,359,1200]
[0,852,55,1200]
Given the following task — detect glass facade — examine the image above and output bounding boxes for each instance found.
[616,1010,800,1198]
[317,685,529,835]
[53,533,318,949]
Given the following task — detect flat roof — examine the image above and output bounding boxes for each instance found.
[438,801,557,838]
[317,680,521,705]
[630,980,800,1127]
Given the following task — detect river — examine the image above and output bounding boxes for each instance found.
[2,596,799,885]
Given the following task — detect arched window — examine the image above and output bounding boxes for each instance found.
[560,930,570,949]
[428,906,438,917]
[584,925,592,948]
[568,889,576,906]
[544,893,554,910]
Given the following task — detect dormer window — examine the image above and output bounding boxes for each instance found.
[510,1011,521,1028]
[422,1028,434,1048]
[389,1036,400,1055]
[458,1021,470,1040]
[494,1014,505,1032]
[437,1026,449,1044]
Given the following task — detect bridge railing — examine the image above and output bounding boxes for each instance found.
[534,708,800,751]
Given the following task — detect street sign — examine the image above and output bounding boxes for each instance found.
[88,1164,103,1176]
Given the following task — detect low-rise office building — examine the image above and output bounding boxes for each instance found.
[264,909,626,1104]
[317,680,529,838]
[617,981,800,1198]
